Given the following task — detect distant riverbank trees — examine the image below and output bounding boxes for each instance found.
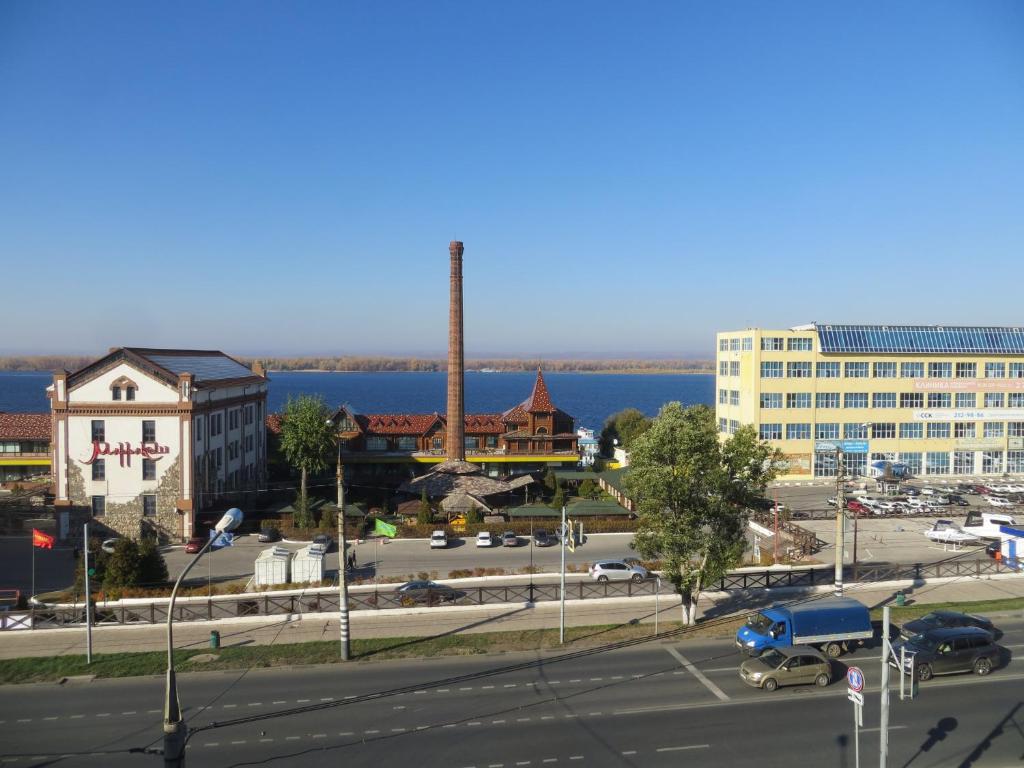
[0,355,713,374]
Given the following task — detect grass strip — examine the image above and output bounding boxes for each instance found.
[2,596,1022,685]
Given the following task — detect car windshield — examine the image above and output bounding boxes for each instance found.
[906,633,938,651]
[918,613,942,625]
[746,613,773,634]
[760,649,786,668]
[432,533,445,540]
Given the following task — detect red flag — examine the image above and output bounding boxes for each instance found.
[32,529,54,549]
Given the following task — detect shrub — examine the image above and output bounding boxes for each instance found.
[138,537,168,585]
[103,539,142,589]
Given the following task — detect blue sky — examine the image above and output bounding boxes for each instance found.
[1,2,1022,358]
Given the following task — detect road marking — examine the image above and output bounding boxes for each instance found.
[589,677,603,681]
[504,684,517,688]
[121,711,136,715]
[16,719,31,723]
[222,704,236,709]
[70,715,84,719]
[862,726,908,733]
[273,700,287,704]
[460,687,473,691]
[656,745,710,752]
[414,690,427,694]
[482,685,495,689]
[569,757,583,761]
[248,703,262,707]
[488,764,504,767]
[622,752,637,756]
[610,675,624,680]
[230,740,246,745]
[541,715,554,720]
[286,736,300,741]
[43,717,58,721]
[492,719,506,724]
[516,762,532,766]
[365,729,379,734]
[312,734,326,739]
[468,722,482,727]
[392,728,406,733]
[569,679,581,683]
[443,724,457,728]
[321,697,335,702]
[542,759,558,764]
[297,699,310,703]
[588,712,603,716]
[437,688,450,693]
[666,647,730,701]
[339,731,354,736]
[517,717,532,722]
[204,743,220,747]
[259,738,274,743]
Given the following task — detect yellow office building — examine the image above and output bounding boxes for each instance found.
[716,324,1024,481]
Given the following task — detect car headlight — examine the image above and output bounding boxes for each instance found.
[746,640,756,647]
[749,671,763,680]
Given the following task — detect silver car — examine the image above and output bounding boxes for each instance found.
[589,559,650,583]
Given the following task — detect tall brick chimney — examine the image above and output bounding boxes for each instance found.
[446,240,465,461]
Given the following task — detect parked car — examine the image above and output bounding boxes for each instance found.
[476,531,493,548]
[986,541,1001,559]
[736,597,873,658]
[846,500,870,516]
[184,536,205,554]
[987,496,1016,508]
[312,533,333,551]
[533,529,555,547]
[739,645,832,691]
[955,483,979,495]
[899,610,995,640]
[903,487,921,497]
[891,626,1000,681]
[920,487,938,495]
[589,559,650,583]
[429,530,448,549]
[501,531,519,547]
[945,494,969,507]
[972,484,994,495]
[258,526,281,543]
[826,496,838,507]
[394,580,460,606]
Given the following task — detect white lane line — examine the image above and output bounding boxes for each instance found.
[588,712,602,716]
[96,713,110,718]
[862,726,908,733]
[488,764,504,767]
[541,715,554,720]
[273,700,287,705]
[516,762,532,766]
[504,684,517,688]
[222,704,236,709]
[610,675,624,680]
[365,729,380,734]
[414,690,427,695]
[569,679,581,683]
[542,759,558,764]
[621,752,637,756]
[392,728,407,733]
[121,711,136,715]
[517,718,532,722]
[248,703,262,707]
[43,717,58,721]
[339,732,354,736]
[437,688,450,693]
[204,743,220,748]
[321,697,335,702]
[297,699,310,703]
[70,715,84,720]
[147,709,161,714]
[444,724,457,729]
[468,722,481,727]
[656,745,710,752]
[230,740,246,745]
[589,677,603,681]
[286,736,300,741]
[666,647,730,702]
[259,738,274,743]
[460,687,473,691]
[312,734,326,739]
[569,757,583,761]
[492,719,506,724]
[482,685,495,689]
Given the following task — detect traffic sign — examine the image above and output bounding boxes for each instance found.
[847,690,864,706]
[847,666,865,692]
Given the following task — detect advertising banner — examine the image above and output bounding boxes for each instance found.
[912,409,1024,421]
[913,379,1024,393]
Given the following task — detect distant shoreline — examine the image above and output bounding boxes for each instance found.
[266,368,713,375]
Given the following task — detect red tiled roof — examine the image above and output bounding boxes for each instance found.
[265,413,283,435]
[502,405,528,424]
[463,414,505,434]
[362,414,442,435]
[521,369,555,413]
[0,413,50,441]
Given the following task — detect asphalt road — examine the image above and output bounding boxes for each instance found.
[4,616,1023,767]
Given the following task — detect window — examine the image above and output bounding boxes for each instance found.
[899,392,924,409]
[986,362,1005,378]
[814,452,837,477]
[486,435,497,448]
[761,362,783,379]
[900,452,923,475]
[899,423,923,439]
[955,393,976,408]
[984,451,1002,474]
[900,362,924,378]
[762,337,784,351]
[927,393,951,409]
[925,452,949,475]
[1009,451,1024,473]
[874,362,897,378]
[742,337,753,351]
[816,393,840,409]
[787,393,811,408]
[928,422,951,438]
[984,422,1004,438]
[984,393,1005,408]
[142,459,156,481]
[954,422,976,438]
[760,393,782,409]
[719,389,728,404]
[1011,394,1024,408]
[719,361,728,376]
[397,436,416,450]
[872,393,897,408]
[464,436,479,449]
[729,390,740,406]
[92,460,105,481]
[956,362,977,378]
[112,386,121,401]
[787,362,812,378]
[871,423,896,439]
[719,418,728,433]
[788,338,813,351]
[844,423,868,439]
[729,361,740,376]
[142,420,156,443]
[845,453,867,476]
[928,362,952,378]
[91,420,105,443]
[719,339,729,352]
[759,424,782,440]
[815,423,840,439]
[786,423,811,440]
[91,495,105,517]
[816,362,840,378]
[728,419,739,434]
[953,451,974,475]
[871,451,896,463]
[729,338,740,352]
[143,495,157,517]
[845,362,869,378]
[1011,363,1024,378]
[367,436,387,451]
[432,436,443,450]
[126,386,136,401]
[844,393,868,409]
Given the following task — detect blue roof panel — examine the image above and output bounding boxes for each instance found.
[145,354,255,382]
[816,325,1024,355]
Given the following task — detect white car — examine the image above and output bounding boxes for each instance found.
[429,530,448,549]
[925,520,980,545]
[875,501,904,514]
[826,496,838,507]
[475,531,493,548]
[920,487,938,496]
[1007,484,1024,494]
[987,496,1016,508]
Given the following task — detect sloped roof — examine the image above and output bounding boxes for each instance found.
[66,347,265,389]
[440,492,491,514]
[398,460,513,497]
[361,413,442,435]
[0,413,50,441]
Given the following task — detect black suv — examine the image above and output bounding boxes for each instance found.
[892,626,999,681]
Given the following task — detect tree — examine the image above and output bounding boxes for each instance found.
[417,489,433,524]
[625,403,783,625]
[465,505,483,524]
[103,539,143,589]
[599,408,653,456]
[543,468,558,495]
[578,478,599,500]
[138,537,168,584]
[549,481,567,511]
[279,395,335,528]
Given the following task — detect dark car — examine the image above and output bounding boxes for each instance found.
[945,494,969,507]
[986,541,1001,559]
[393,580,460,606]
[533,529,555,547]
[902,487,920,497]
[258,526,281,543]
[502,531,520,547]
[184,536,205,554]
[900,610,995,639]
[955,483,979,495]
[891,626,1000,681]
[312,533,333,551]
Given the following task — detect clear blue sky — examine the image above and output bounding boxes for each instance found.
[2,2,1022,359]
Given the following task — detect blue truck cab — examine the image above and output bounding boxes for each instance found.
[736,597,873,658]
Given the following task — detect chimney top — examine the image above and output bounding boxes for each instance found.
[449,241,464,256]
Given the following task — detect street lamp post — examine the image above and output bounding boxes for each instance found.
[834,448,845,597]
[331,424,351,662]
[163,507,242,768]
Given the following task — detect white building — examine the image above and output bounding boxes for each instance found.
[576,427,599,466]
[50,348,268,542]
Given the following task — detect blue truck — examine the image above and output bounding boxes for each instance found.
[735,597,873,658]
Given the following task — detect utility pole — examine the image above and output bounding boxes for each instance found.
[559,504,566,644]
[336,442,351,661]
[880,605,891,768]
[83,522,93,664]
[834,448,845,597]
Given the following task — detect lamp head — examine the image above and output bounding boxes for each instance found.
[215,507,243,533]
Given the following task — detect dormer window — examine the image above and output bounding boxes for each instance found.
[126,386,136,401]
[112,386,121,401]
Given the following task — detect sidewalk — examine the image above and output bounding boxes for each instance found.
[2,574,1023,660]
